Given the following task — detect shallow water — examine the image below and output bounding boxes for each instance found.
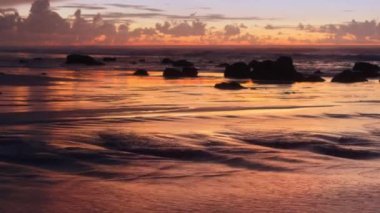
[0,48,380,212]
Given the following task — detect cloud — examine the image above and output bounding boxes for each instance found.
[106,3,164,12]
[58,4,107,10]
[95,11,274,22]
[298,20,380,43]
[224,24,241,36]
[0,0,63,6]
[156,20,206,37]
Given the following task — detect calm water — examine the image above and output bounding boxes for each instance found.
[0,47,379,212]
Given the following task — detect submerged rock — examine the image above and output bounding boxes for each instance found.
[353,62,379,77]
[182,67,198,77]
[134,69,149,76]
[224,62,251,79]
[215,82,246,90]
[66,54,104,66]
[163,67,199,78]
[332,70,368,83]
[163,68,183,78]
[251,56,304,83]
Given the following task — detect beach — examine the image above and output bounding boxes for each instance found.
[0,47,379,212]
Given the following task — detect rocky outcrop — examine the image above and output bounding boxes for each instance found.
[66,54,104,66]
[134,69,149,76]
[353,62,379,77]
[172,60,194,68]
[332,70,368,83]
[215,82,246,90]
[224,62,251,79]
[161,58,173,65]
[163,67,199,78]
[163,68,183,78]
[182,67,199,77]
[251,57,304,83]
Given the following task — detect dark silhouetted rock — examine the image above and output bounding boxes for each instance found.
[134,69,149,76]
[163,68,183,78]
[332,70,368,83]
[66,54,104,66]
[224,62,251,79]
[251,56,304,83]
[215,82,246,90]
[172,60,194,68]
[248,60,259,69]
[139,59,146,63]
[161,58,174,64]
[302,75,325,82]
[353,62,379,77]
[103,57,117,62]
[182,67,198,77]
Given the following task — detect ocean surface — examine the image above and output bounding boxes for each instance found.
[0,47,379,212]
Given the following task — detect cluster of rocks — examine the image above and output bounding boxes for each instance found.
[332,62,379,83]
[224,56,324,83]
[66,54,105,66]
[223,56,379,84]
[161,58,198,78]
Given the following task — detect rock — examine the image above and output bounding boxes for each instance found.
[161,58,173,64]
[172,60,194,67]
[302,75,325,82]
[215,82,246,90]
[139,59,146,63]
[182,67,198,77]
[332,70,368,83]
[163,68,183,78]
[41,73,47,76]
[103,57,117,62]
[134,69,149,76]
[66,54,104,66]
[251,56,304,83]
[248,60,259,69]
[353,62,379,77]
[224,62,251,79]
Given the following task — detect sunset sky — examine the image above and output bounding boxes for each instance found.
[1,0,380,45]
